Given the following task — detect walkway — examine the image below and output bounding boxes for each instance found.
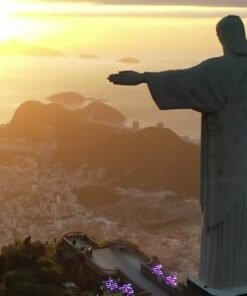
[90,248,169,296]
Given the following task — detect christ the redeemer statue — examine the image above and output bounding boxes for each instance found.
[108,15,247,293]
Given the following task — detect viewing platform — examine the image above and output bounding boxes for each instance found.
[57,231,181,296]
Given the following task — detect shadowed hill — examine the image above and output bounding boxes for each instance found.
[4,101,73,141]
[2,100,126,141]
[74,100,126,124]
[0,101,200,196]
[88,127,200,195]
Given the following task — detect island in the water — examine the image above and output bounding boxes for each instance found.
[46,92,88,106]
[117,57,141,64]
[79,53,100,59]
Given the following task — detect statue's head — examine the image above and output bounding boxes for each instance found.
[217,15,247,55]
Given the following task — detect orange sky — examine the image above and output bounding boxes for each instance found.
[0,1,246,134]
[0,1,247,17]
[0,2,246,62]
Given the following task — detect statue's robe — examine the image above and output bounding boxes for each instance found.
[145,54,247,289]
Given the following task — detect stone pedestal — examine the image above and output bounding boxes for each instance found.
[187,279,247,296]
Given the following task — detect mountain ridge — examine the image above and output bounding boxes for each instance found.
[0,100,200,196]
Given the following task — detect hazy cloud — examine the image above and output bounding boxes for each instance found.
[17,6,247,19]
[38,0,247,6]
[15,0,247,18]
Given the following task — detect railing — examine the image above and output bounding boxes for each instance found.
[108,240,150,262]
[62,234,117,277]
[63,231,85,239]
[110,240,139,249]
[62,236,78,249]
[62,231,99,248]
[85,256,117,277]
[62,234,149,263]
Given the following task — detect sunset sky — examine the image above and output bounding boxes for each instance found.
[0,0,246,57]
[0,0,247,133]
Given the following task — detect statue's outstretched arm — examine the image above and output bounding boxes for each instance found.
[108,71,146,86]
[108,59,226,113]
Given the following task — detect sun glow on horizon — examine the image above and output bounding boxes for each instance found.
[0,0,34,41]
[0,1,245,58]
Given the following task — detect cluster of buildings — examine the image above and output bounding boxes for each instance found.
[0,163,118,247]
[131,121,165,131]
[0,126,57,168]
[0,125,200,283]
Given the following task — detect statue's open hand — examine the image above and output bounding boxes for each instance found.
[108,71,145,85]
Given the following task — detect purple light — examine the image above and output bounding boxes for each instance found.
[151,264,178,288]
[152,264,164,277]
[120,283,134,295]
[103,279,119,293]
[164,275,177,288]
[103,278,135,295]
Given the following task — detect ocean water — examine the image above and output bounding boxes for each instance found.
[0,55,201,139]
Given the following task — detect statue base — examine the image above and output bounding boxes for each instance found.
[187,278,247,296]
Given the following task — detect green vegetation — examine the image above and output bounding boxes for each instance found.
[0,238,89,296]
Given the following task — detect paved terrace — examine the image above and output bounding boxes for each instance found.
[90,248,169,296]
